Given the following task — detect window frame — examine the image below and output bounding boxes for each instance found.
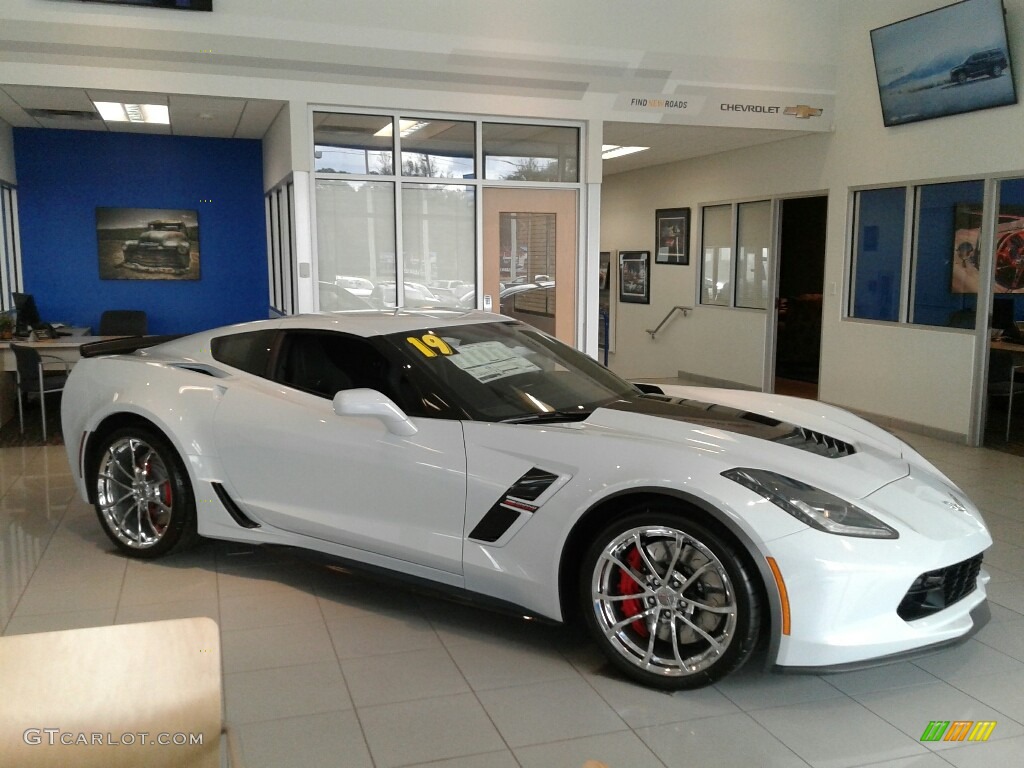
[844,176,997,332]
[697,198,773,310]
[310,107,584,311]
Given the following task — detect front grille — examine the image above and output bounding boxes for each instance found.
[774,427,855,458]
[897,554,982,621]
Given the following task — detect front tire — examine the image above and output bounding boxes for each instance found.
[580,506,761,689]
[93,426,197,558]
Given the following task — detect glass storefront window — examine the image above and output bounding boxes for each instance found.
[736,200,771,310]
[401,184,476,304]
[483,123,579,182]
[313,113,394,175]
[400,119,475,179]
[313,112,580,314]
[911,180,983,327]
[701,204,732,306]
[850,187,906,322]
[315,179,395,311]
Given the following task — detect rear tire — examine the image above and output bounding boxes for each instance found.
[579,504,761,689]
[92,426,197,558]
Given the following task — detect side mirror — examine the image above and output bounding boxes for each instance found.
[332,388,418,436]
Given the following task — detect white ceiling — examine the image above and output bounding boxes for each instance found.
[0,84,809,175]
[0,84,285,140]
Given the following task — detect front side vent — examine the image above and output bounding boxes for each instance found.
[468,467,561,543]
[507,467,559,502]
[774,427,855,458]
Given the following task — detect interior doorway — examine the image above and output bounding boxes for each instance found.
[773,196,828,399]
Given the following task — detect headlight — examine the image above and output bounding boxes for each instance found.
[722,468,898,539]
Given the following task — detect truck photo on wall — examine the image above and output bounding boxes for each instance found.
[96,207,200,281]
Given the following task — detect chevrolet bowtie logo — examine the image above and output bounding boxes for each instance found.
[784,105,824,119]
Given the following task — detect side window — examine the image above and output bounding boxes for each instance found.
[275,331,394,400]
[210,329,277,377]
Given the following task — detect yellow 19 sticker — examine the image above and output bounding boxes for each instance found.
[406,334,454,358]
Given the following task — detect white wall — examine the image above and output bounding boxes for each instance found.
[603,0,1024,439]
[0,118,14,184]
[261,102,292,192]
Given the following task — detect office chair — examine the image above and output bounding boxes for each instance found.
[98,309,148,336]
[10,343,70,443]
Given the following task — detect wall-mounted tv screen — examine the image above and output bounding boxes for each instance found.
[79,0,212,10]
[870,0,1016,126]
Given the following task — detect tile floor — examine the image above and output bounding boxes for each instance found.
[1,435,1023,768]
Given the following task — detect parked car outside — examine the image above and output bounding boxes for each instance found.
[335,276,374,297]
[369,281,443,308]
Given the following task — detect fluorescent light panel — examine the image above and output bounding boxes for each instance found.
[602,144,649,159]
[374,119,429,138]
[94,102,169,124]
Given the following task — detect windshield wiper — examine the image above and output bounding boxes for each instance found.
[499,409,594,424]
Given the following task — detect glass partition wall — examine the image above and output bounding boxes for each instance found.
[312,111,581,341]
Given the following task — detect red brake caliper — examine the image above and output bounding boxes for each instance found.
[618,547,649,637]
[142,458,172,532]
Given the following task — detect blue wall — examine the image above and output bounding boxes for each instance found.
[13,129,267,335]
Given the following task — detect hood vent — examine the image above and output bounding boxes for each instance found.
[775,427,855,458]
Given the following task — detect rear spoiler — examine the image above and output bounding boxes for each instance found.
[79,335,185,358]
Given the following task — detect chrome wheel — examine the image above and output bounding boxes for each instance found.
[96,436,175,550]
[581,510,761,689]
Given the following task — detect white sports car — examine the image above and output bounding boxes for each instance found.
[61,310,992,689]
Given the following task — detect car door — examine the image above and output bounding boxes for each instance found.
[212,329,467,581]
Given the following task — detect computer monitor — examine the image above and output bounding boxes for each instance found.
[12,292,41,330]
[992,296,1022,340]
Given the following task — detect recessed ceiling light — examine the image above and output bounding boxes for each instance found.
[602,145,649,160]
[94,101,170,124]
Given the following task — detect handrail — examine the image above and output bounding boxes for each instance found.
[646,305,692,339]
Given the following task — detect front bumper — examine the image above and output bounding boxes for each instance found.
[776,600,990,674]
[758,464,993,670]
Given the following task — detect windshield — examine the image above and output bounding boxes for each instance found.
[382,321,638,422]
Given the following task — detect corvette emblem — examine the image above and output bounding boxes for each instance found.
[943,496,968,513]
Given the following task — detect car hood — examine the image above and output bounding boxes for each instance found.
[584,385,914,500]
[140,230,185,244]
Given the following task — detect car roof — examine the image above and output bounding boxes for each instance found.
[156,309,506,352]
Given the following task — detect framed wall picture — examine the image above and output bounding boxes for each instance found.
[598,250,614,355]
[655,207,690,265]
[96,207,200,281]
[952,203,1024,294]
[618,250,650,304]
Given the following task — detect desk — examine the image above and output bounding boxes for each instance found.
[0,336,114,372]
[991,339,1024,354]
[0,337,117,429]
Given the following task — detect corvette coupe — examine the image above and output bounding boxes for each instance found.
[61,310,992,689]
